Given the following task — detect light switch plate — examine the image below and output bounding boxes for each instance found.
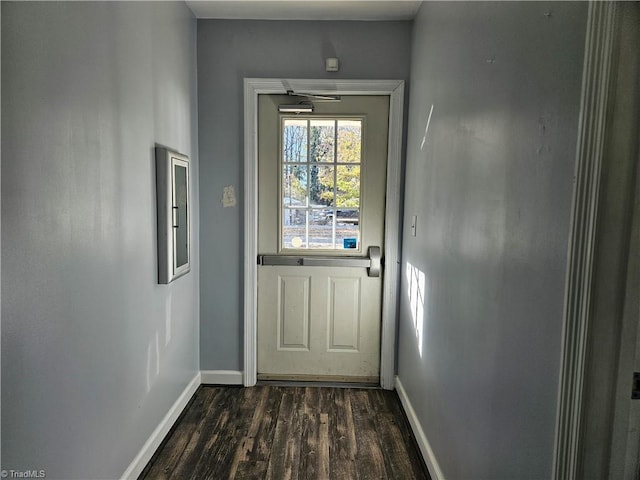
[411,215,417,237]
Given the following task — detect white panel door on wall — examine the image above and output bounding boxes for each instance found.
[257,94,389,383]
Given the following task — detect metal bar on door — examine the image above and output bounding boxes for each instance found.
[258,246,381,277]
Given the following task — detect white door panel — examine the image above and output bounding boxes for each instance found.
[277,275,310,351]
[327,276,361,352]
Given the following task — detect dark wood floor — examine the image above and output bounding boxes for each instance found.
[140,385,431,480]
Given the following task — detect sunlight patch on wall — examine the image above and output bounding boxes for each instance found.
[420,104,434,151]
[146,331,161,393]
[165,292,173,346]
[405,261,427,358]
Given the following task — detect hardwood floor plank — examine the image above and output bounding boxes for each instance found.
[227,387,270,478]
[349,390,388,480]
[161,387,231,479]
[298,407,320,479]
[251,386,284,467]
[318,412,330,480]
[326,389,357,480]
[344,392,358,461]
[265,388,304,480]
[264,389,291,479]
[286,388,306,479]
[235,460,268,479]
[381,390,431,478]
[376,412,428,480]
[302,386,320,416]
[192,387,259,479]
[140,386,431,480]
[138,387,213,480]
[177,388,237,479]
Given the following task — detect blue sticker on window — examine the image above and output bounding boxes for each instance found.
[343,238,357,249]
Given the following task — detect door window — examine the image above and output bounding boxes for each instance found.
[281,117,363,250]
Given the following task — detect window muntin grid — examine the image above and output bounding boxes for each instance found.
[281,117,363,251]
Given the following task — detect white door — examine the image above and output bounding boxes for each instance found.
[257,94,389,383]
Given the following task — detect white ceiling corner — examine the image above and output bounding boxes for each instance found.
[185,1,422,21]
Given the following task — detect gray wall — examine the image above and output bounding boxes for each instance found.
[1,2,199,479]
[197,20,412,370]
[397,2,587,478]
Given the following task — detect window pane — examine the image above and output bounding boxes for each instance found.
[308,208,333,249]
[310,165,335,207]
[335,209,360,249]
[334,209,359,226]
[282,165,307,206]
[310,120,335,163]
[283,119,308,163]
[337,120,361,163]
[336,165,360,208]
[282,208,307,249]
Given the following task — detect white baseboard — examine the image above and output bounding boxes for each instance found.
[121,372,201,480]
[395,376,445,480]
[200,369,243,385]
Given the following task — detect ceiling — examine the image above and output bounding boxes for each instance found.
[185,1,422,21]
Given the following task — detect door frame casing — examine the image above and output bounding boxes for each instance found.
[553,2,618,478]
[243,78,405,389]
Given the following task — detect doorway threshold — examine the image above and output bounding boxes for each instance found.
[257,373,379,389]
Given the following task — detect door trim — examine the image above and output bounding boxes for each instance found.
[243,78,405,389]
[553,3,617,479]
